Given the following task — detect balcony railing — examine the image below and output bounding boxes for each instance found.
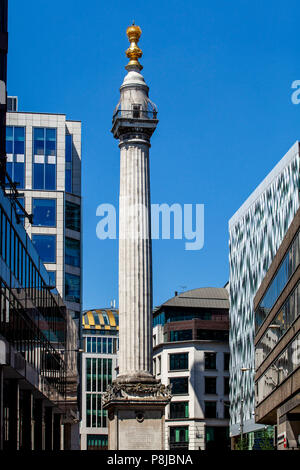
[112,109,158,123]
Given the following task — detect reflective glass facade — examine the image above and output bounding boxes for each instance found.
[65,272,80,303]
[255,230,300,332]
[32,198,56,227]
[65,134,72,193]
[256,331,300,405]
[66,201,80,232]
[85,358,112,428]
[0,189,66,397]
[33,128,56,190]
[32,234,56,264]
[256,281,300,368]
[6,126,25,188]
[65,237,80,267]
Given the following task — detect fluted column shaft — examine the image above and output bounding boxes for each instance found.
[118,135,153,379]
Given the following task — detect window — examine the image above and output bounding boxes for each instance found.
[224,353,230,371]
[196,329,229,341]
[205,401,217,418]
[157,355,161,375]
[205,352,216,370]
[169,426,189,449]
[65,272,80,303]
[6,126,25,188]
[33,128,56,190]
[65,237,80,267]
[170,401,189,419]
[170,329,192,342]
[47,271,56,287]
[32,199,56,227]
[65,134,73,192]
[169,353,188,371]
[205,377,217,394]
[153,358,156,375]
[224,377,229,395]
[170,377,188,395]
[66,201,80,232]
[87,435,108,450]
[32,234,56,263]
[132,104,141,118]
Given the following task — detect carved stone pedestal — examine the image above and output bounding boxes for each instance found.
[103,380,171,450]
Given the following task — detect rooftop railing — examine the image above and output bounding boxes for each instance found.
[112,109,158,123]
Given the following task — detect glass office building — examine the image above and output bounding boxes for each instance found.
[228,141,300,447]
[0,182,67,450]
[80,309,119,450]
[6,100,82,449]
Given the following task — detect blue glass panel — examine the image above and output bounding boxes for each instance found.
[32,234,56,263]
[6,126,13,140]
[34,128,45,155]
[16,198,25,226]
[6,162,12,178]
[34,128,44,140]
[47,270,56,286]
[65,134,72,162]
[32,199,56,226]
[45,163,56,190]
[6,140,13,154]
[65,237,80,267]
[66,201,80,231]
[65,272,80,303]
[14,163,24,188]
[46,128,56,141]
[14,141,24,154]
[14,127,25,141]
[65,169,72,192]
[46,140,56,156]
[33,163,44,190]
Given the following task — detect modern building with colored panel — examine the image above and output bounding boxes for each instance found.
[254,206,300,450]
[153,288,230,450]
[5,98,82,448]
[229,141,300,447]
[80,308,119,450]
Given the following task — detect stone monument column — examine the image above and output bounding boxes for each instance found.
[103,23,171,450]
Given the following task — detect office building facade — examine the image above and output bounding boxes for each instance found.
[0,182,67,449]
[5,101,82,448]
[254,206,300,450]
[153,288,230,450]
[229,141,300,446]
[80,308,118,450]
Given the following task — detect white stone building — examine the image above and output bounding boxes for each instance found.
[153,288,230,450]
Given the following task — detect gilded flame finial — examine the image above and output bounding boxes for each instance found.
[125,23,143,70]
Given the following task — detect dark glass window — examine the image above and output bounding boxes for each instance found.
[32,234,56,263]
[224,353,230,371]
[65,134,72,193]
[205,401,217,418]
[65,272,80,303]
[169,353,188,371]
[224,402,230,419]
[170,426,189,448]
[170,377,189,395]
[224,377,229,395]
[5,126,25,188]
[33,127,56,190]
[65,237,80,267]
[205,377,217,394]
[205,352,216,370]
[169,329,192,342]
[66,201,80,232]
[197,329,229,341]
[32,198,56,226]
[170,401,189,419]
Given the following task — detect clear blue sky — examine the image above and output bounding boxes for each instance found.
[7,0,300,309]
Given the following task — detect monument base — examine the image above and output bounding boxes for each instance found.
[102,379,171,450]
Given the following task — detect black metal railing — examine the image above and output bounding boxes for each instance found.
[112,109,157,123]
